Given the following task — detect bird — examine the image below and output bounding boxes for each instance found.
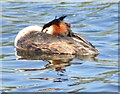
[14,16,99,56]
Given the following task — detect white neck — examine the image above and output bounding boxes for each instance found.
[14,25,42,46]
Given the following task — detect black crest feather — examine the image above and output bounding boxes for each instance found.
[41,15,67,31]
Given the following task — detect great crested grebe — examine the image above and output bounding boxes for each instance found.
[15,16,99,56]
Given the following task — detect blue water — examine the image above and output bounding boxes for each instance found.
[1,1,119,93]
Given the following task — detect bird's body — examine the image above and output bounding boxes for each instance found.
[15,16,99,56]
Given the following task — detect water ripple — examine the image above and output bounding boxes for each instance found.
[1,1,119,92]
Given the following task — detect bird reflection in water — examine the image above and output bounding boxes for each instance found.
[46,60,70,72]
[15,49,98,73]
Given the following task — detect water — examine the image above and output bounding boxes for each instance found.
[1,1,119,93]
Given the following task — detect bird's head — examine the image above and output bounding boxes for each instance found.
[41,16,72,36]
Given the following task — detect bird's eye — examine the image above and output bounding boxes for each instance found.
[42,28,48,33]
[45,29,48,33]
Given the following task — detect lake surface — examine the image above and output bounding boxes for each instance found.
[1,1,119,93]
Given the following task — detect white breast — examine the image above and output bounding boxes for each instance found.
[14,25,42,47]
